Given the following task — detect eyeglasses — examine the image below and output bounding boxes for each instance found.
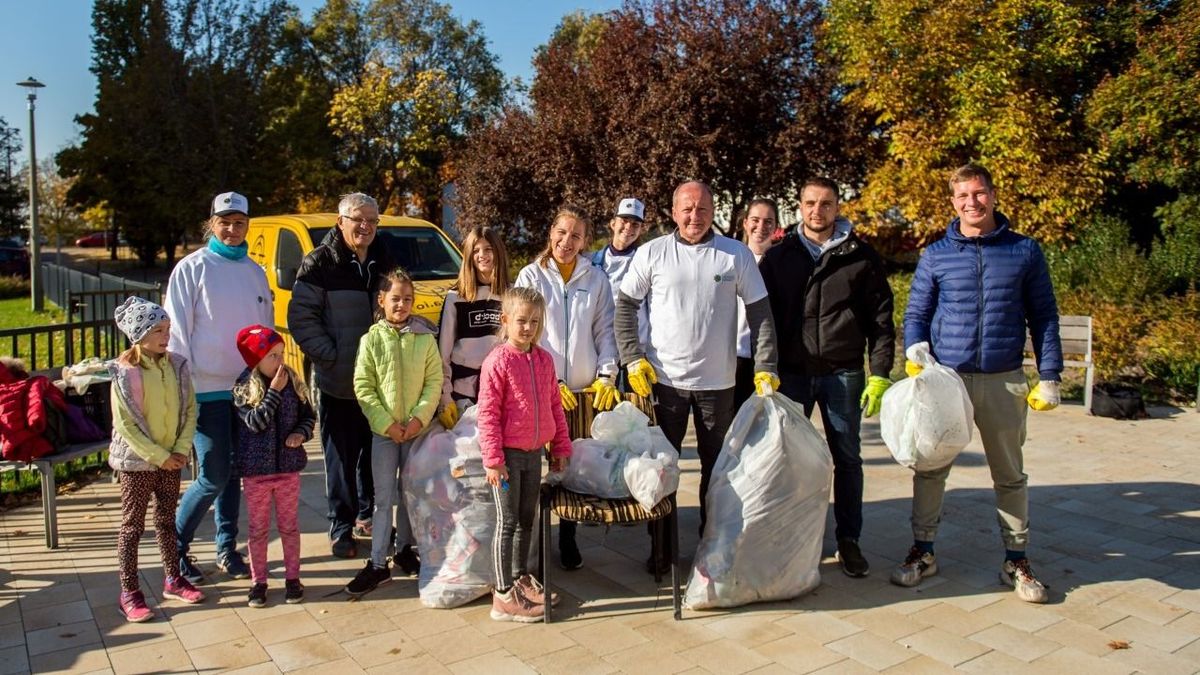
[342,216,380,227]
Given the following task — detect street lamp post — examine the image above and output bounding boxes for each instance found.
[17,77,45,312]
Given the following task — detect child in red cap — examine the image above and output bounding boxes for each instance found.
[232,325,315,607]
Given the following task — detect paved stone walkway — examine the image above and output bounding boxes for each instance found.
[2,402,1198,674]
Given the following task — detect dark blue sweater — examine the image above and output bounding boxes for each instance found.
[232,368,315,477]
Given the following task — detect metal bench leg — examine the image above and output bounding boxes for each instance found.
[34,461,58,549]
[670,495,681,620]
[541,488,552,624]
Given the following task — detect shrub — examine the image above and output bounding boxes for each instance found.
[0,276,30,300]
[1138,293,1200,399]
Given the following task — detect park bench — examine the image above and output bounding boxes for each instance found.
[1024,314,1094,410]
[1,440,111,548]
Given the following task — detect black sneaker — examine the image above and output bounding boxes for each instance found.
[179,555,204,585]
[393,545,420,577]
[559,537,583,571]
[284,579,304,604]
[247,583,268,608]
[216,550,250,579]
[836,539,870,578]
[331,536,357,559]
[346,562,390,596]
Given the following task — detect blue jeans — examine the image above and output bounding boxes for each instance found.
[369,434,414,568]
[176,400,241,557]
[779,369,865,542]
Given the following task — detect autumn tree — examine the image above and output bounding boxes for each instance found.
[322,0,505,222]
[455,0,875,250]
[825,0,1143,245]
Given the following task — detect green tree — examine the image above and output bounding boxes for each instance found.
[318,0,505,222]
[825,0,1137,245]
[0,118,24,239]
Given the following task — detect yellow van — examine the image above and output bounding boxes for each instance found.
[246,213,461,380]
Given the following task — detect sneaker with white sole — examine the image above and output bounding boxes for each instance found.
[890,546,938,587]
[118,590,153,623]
[162,576,205,604]
[490,585,543,623]
[515,574,560,607]
[1000,558,1048,604]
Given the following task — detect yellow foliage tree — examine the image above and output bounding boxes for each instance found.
[827,0,1111,245]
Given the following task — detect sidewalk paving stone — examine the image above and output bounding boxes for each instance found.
[0,403,1197,672]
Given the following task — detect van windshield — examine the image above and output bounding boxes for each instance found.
[309,226,462,281]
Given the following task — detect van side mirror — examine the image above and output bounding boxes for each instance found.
[276,266,297,291]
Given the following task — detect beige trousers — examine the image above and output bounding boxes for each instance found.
[911,369,1030,550]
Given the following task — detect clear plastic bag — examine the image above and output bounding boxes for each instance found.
[404,405,497,608]
[684,394,832,609]
[879,344,974,472]
[548,438,630,498]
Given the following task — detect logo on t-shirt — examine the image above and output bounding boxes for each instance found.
[468,308,501,328]
[714,273,733,283]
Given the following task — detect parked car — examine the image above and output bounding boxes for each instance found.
[0,245,30,277]
[246,213,463,380]
[75,231,119,247]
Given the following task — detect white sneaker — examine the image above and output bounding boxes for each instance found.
[890,547,937,587]
[1000,558,1048,604]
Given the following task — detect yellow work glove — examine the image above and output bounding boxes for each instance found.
[905,341,930,378]
[859,375,892,418]
[558,381,578,411]
[590,376,620,412]
[437,401,459,430]
[626,358,658,398]
[753,371,780,397]
[1027,380,1060,411]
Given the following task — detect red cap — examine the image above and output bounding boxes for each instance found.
[236,325,283,368]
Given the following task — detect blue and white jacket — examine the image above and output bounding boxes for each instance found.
[904,213,1062,380]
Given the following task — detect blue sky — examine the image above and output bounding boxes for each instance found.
[0,0,619,166]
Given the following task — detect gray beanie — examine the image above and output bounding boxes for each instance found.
[115,296,169,344]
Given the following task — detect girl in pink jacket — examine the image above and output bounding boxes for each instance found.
[477,287,571,622]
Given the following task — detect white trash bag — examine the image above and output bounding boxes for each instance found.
[879,342,974,472]
[684,393,832,610]
[404,405,497,608]
[622,426,680,510]
[548,438,630,498]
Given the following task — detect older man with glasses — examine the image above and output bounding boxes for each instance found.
[289,193,396,558]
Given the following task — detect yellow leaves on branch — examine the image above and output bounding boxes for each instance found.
[328,63,460,161]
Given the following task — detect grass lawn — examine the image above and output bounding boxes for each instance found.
[0,296,65,328]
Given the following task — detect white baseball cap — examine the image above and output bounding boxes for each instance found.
[615,197,645,222]
[211,191,250,217]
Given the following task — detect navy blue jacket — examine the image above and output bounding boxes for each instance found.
[232,368,316,477]
[904,213,1062,380]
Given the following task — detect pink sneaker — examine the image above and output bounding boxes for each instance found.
[118,590,153,622]
[163,576,206,604]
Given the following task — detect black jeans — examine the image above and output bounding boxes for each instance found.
[492,449,542,591]
[319,392,374,542]
[653,383,735,533]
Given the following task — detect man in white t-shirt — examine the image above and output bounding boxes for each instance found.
[615,180,779,574]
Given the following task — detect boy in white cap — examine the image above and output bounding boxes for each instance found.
[592,197,651,375]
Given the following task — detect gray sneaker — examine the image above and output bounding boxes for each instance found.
[890,546,937,587]
[216,550,250,580]
[1000,558,1048,604]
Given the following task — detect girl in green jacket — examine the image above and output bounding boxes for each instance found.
[345,268,443,596]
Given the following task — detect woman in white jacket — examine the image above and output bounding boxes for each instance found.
[166,192,274,584]
[515,205,620,571]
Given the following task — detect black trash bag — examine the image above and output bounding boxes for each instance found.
[1090,383,1148,419]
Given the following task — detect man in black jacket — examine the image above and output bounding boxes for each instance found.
[758,177,895,578]
[288,192,395,558]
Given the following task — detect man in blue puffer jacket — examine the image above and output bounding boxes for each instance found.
[893,163,1062,604]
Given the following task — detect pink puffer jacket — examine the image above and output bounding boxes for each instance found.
[476,342,571,469]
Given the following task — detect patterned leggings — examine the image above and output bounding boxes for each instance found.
[118,469,182,592]
[243,472,302,584]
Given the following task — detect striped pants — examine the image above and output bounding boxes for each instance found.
[243,473,302,584]
[491,449,541,592]
[117,469,182,592]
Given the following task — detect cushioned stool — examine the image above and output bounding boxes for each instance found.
[539,485,681,623]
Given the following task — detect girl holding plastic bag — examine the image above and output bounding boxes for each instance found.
[477,287,572,622]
